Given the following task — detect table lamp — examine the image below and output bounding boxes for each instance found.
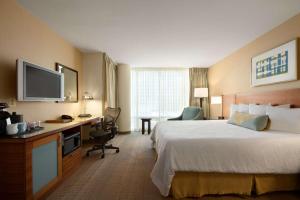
[194,88,208,108]
[211,95,224,119]
[78,92,94,118]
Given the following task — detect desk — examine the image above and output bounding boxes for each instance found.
[0,116,100,200]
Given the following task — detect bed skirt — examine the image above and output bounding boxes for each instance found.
[170,172,300,199]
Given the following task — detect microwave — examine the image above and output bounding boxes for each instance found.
[63,132,81,156]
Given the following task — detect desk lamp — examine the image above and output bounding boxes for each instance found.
[211,96,224,119]
[78,92,94,118]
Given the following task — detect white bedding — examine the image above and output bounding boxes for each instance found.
[150,120,300,196]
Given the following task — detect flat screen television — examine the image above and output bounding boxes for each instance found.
[17,59,64,101]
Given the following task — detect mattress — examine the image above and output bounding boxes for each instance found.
[150,120,300,196]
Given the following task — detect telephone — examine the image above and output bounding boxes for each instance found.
[61,115,74,120]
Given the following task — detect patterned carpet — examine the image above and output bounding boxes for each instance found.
[47,133,300,200]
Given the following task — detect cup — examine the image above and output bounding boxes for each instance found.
[6,124,19,135]
[32,121,37,129]
[17,122,27,133]
[28,122,37,130]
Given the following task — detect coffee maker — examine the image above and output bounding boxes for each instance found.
[0,103,11,135]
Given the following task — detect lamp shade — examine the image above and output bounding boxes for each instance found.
[194,88,208,98]
[211,96,222,104]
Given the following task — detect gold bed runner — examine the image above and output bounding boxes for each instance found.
[171,172,300,199]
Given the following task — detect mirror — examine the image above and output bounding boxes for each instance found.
[56,63,78,102]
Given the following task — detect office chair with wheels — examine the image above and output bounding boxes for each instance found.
[86,107,121,159]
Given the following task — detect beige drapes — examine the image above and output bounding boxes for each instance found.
[189,68,210,118]
[104,53,118,108]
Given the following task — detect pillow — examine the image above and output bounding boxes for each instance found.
[249,104,267,115]
[266,107,300,133]
[246,104,289,116]
[238,104,249,113]
[276,104,291,108]
[228,112,269,131]
[266,104,290,108]
[230,104,239,117]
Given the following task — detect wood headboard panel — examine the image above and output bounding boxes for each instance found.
[222,88,300,118]
[222,94,236,118]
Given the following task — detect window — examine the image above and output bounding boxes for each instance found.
[131,68,189,131]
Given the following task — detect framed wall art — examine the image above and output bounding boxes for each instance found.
[251,39,297,87]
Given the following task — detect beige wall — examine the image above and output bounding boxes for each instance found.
[117,64,131,133]
[0,0,83,122]
[209,13,300,118]
[82,54,132,133]
[82,52,105,117]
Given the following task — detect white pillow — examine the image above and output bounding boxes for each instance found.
[266,103,290,108]
[230,104,239,117]
[249,104,267,115]
[248,104,290,116]
[238,104,249,113]
[266,106,300,133]
[276,104,291,108]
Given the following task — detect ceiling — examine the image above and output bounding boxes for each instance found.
[17,0,300,67]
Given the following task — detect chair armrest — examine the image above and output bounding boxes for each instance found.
[192,111,204,120]
[168,114,183,121]
[90,121,102,130]
[92,118,108,131]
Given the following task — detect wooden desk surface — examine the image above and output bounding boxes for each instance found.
[0,116,101,142]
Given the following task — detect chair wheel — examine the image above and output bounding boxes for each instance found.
[116,149,120,153]
[101,154,105,159]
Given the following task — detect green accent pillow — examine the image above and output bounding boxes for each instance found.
[227,112,269,131]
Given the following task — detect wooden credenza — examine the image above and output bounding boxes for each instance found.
[0,116,100,200]
[62,145,81,177]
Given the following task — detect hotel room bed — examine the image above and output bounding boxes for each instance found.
[150,120,300,198]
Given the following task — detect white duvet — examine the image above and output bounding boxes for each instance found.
[150,120,300,196]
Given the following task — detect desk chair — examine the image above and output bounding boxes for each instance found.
[86,107,121,159]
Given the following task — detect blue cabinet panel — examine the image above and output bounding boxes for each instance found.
[32,140,58,194]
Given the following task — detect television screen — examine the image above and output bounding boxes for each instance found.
[25,64,61,98]
[17,59,64,101]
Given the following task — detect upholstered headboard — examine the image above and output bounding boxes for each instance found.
[222,88,300,118]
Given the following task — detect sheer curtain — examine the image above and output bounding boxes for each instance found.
[131,68,189,131]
